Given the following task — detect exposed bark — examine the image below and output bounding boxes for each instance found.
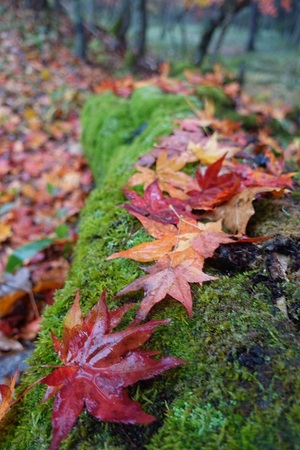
[211,2,235,65]
[245,3,260,52]
[112,0,131,53]
[135,0,148,60]
[195,6,226,66]
[195,0,250,66]
[290,1,300,45]
[73,0,86,60]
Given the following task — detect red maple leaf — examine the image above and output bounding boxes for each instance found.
[122,180,196,224]
[230,162,295,190]
[187,155,241,210]
[40,291,184,450]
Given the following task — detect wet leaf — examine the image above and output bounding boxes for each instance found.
[40,291,185,450]
[5,238,53,273]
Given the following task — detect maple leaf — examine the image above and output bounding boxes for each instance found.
[187,133,240,166]
[122,180,196,225]
[0,371,17,421]
[117,256,217,321]
[231,162,295,190]
[40,291,184,450]
[137,123,205,167]
[108,215,232,318]
[187,155,241,210]
[205,186,283,235]
[126,151,193,199]
[107,213,234,264]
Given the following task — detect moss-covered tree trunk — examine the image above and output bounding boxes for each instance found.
[1,87,300,450]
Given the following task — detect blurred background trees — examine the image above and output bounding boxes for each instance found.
[10,0,299,76]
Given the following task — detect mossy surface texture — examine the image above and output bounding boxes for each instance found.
[1,87,300,449]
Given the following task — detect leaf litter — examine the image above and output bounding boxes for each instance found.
[0,7,108,381]
[1,5,299,447]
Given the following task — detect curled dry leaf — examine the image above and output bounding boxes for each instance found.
[207,187,283,236]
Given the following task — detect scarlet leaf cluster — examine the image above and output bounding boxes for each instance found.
[108,116,294,321]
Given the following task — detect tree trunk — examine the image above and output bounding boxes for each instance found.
[195,0,250,66]
[73,0,86,60]
[135,0,148,60]
[211,2,235,65]
[291,1,300,45]
[245,2,260,52]
[195,6,226,66]
[112,0,131,53]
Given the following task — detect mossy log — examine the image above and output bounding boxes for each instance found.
[1,87,300,449]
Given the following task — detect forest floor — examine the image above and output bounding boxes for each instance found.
[0,3,299,389]
[0,5,110,381]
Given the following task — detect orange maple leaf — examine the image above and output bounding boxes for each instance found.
[107,213,233,264]
[126,151,193,198]
[108,215,233,318]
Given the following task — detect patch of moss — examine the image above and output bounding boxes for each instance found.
[1,88,300,449]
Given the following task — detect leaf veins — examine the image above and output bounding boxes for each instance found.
[40,291,185,450]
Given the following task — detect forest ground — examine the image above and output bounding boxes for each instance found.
[0,3,299,386]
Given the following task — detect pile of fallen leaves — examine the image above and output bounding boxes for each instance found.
[106,115,295,321]
[0,7,108,363]
[1,75,299,449]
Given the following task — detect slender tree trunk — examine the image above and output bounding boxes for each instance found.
[135,0,147,60]
[73,0,86,59]
[211,3,235,64]
[195,0,250,66]
[113,0,131,53]
[176,8,189,55]
[245,2,260,52]
[291,1,300,45]
[195,6,226,66]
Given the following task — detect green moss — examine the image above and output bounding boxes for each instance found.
[81,86,200,183]
[1,88,300,449]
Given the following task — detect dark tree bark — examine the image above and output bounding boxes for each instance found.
[195,0,250,66]
[195,6,227,66]
[135,0,148,60]
[291,1,300,45]
[73,0,86,59]
[211,1,236,64]
[112,0,131,53]
[245,2,260,52]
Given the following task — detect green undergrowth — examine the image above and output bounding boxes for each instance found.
[1,87,300,449]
